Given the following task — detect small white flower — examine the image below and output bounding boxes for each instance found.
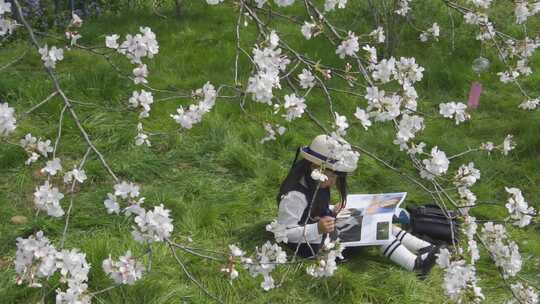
[38,45,64,69]
[369,26,385,43]
[105,34,120,49]
[34,181,64,217]
[282,94,306,121]
[63,167,87,184]
[502,134,516,155]
[336,31,359,59]
[310,169,328,182]
[334,112,349,136]
[114,181,140,199]
[0,102,16,136]
[301,22,316,40]
[298,69,315,89]
[133,64,148,84]
[421,146,449,180]
[102,251,144,285]
[354,108,372,130]
[70,13,83,27]
[266,220,288,243]
[505,187,536,227]
[274,0,294,7]
[41,158,62,176]
[372,57,396,83]
[439,102,470,125]
[104,193,120,215]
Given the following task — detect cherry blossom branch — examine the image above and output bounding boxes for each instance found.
[13,0,118,182]
[168,243,224,304]
[60,147,92,248]
[23,91,58,116]
[0,46,29,72]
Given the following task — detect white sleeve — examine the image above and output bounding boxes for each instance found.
[277,191,323,244]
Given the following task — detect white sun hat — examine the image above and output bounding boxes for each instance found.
[300,134,358,173]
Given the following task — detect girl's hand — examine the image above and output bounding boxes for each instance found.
[318,216,335,234]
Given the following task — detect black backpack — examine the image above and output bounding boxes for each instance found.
[406,204,460,245]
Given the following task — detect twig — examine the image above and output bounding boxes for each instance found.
[168,243,224,304]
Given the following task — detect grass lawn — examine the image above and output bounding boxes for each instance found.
[1,1,539,303]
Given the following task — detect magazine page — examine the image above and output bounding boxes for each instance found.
[335,192,407,247]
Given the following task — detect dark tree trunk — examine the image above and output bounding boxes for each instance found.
[175,0,182,17]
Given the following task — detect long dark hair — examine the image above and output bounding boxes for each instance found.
[277,151,348,217]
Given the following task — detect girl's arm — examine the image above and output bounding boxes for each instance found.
[277,191,323,244]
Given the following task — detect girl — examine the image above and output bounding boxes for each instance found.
[276,134,439,277]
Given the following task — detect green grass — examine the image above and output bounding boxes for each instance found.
[1,1,540,303]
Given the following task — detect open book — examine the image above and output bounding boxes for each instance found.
[332,192,407,247]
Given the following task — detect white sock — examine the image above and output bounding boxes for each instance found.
[380,236,417,271]
[392,226,431,253]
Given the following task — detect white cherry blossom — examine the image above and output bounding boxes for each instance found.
[336,31,359,59]
[266,220,288,243]
[324,0,348,12]
[439,102,470,124]
[105,34,120,49]
[42,158,62,176]
[282,93,306,121]
[133,64,148,84]
[63,167,87,184]
[114,181,140,199]
[354,107,372,130]
[505,187,536,227]
[301,22,316,39]
[104,193,120,214]
[421,146,449,180]
[132,204,174,243]
[0,102,16,136]
[34,181,65,217]
[274,0,294,7]
[103,251,144,285]
[298,68,315,89]
[38,45,64,69]
[372,57,396,83]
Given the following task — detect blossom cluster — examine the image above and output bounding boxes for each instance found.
[336,31,359,59]
[436,248,485,303]
[0,102,16,136]
[102,251,145,285]
[129,89,154,119]
[420,146,450,180]
[38,45,64,69]
[65,13,83,46]
[480,222,522,278]
[509,282,539,304]
[171,82,217,129]
[104,181,174,244]
[281,93,307,122]
[246,31,290,104]
[15,231,92,304]
[419,23,440,42]
[454,162,481,212]
[20,132,87,217]
[306,238,344,278]
[298,69,315,89]
[0,0,16,36]
[505,187,536,227]
[243,241,287,291]
[324,134,360,172]
[220,244,245,280]
[480,134,516,155]
[106,27,159,65]
[439,102,470,125]
[265,220,288,243]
